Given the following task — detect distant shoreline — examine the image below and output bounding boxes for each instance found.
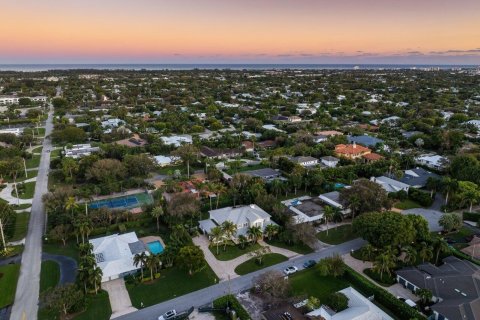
[0,63,478,72]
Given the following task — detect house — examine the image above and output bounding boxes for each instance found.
[242,141,254,152]
[153,155,180,167]
[101,118,124,129]
[315,130,343,137]
[307,287,393,320]
[398,167,440,188]
[313,135,328,143]
[115,134,148,148]
[160,134,193,147]
[90,232,148,282]
[335,143,371,160]
[282,196,325,224]
[370,176,410,193]
[416,154,449,170]
[465,120,480,130]
[198,204,276,239]
[347,135,384,147]
[64,144,101,159]
[199,146,243,159]
[396,256,480,320]
[243,168,283,182]
[0,128,23,136]
[362,152,384,162]
[256,140,276,149]
[318,191,350,215]
[321,156,340,168]
[290,156,319,167]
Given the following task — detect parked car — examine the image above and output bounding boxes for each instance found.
[303,260,316,269]
[283,266,298,275]
[158,310,177,320]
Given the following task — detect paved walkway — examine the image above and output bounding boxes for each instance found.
[0,180,35,205]
[102,278,137,319]
[193,236,300,281]
[342,253,418,301]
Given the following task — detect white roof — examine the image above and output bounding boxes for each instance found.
[307,287,393,320]
[154,155,179,165]
[371,176,410,193]
[89,232,146,282]
[209,204,271,228]
[160,135,192,147]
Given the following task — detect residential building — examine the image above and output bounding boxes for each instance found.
[242,141,254,152]
[0,95,47,105]
[0,127,23,136]
[396,256,480,320]
[398,167,440,188]
[321,156,340,168]
[370,176,410,193]
[318,191,350,215]
[153,155,180,167]
[282,196,325,224]
[290,156,319,167]
[199,204,276,239]
[335,143,371,160]
[315,130,343,137]
[160,134,193,147]
[307,287,393,320]
[90,232,148,282]
[115,134,148,148]
[101,118,124,129]
[199,146,243,159]
[347,135,384,147]
[416,154,449,170]
[64,144,101,158]
[243,168,283,182]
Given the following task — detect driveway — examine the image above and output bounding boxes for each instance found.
[102,278,137,319]
[401,208,443,232]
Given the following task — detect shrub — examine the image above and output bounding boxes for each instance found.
[408,189,433,207]
[344,266,423,320]
[213,295,251,320]
[364,268,396,286]
[325,292,349,312]
[462,211,480,222]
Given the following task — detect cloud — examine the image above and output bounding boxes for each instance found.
[429,48,480,55]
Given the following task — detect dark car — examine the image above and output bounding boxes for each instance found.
[303,260,316,268]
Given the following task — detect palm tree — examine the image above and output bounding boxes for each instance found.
[264,224,279,241]
[78,243,94,256]
[214,183,227,209]
[347,195,361,220]
[402,246,417,265]
[221,221,237,251]
[238,235,248,249]
[271,179,283,198]
[426,177,441,198]
[360,244,375,262]
[145,254,160,280]
[210,226,224,255]
[65,196,78,217]
[171,144,199,179]
[77,264,90,293]
[418,242,433,263]
[323,205,335,236]
[77,219,93,244]
[247,226,263,244]
[373,248,396,280]
[150,206,164,232]
[432,237,449,264]
[133,252,147,281]
[442,177,458,206]
[89,266,103,294]
[461,188,480,213]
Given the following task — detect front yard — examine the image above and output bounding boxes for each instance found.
[209,242,261,261]
[127,265,218,308]
[289,268,350,301]
[0,264,21,308]
[393,199,423,210]
[264,239,313,254]
[40,260,60,293]
[234,253,288,275]
[316,224,358,245]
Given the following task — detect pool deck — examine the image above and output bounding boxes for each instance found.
[139,236,166,252]
[78,188,149,203]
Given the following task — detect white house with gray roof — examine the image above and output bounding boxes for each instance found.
[198,204,276,239]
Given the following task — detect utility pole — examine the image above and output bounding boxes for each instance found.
[0,218,6,252]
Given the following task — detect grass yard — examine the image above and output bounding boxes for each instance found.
[10,212,30,241]
[43,241,80,262]
[234,253,288,275]
[13,181,36,199]
[317,224,358,245]
[1,245,24,258]
[289,268,350,301]
[127,266,218,308]
[447,226,475,243]
[50,149,62,158]
[0,264,21,308]
[209,242,261,261]
[225,163,269,175]
[12,203,32,210]
[4,170,38,183]
[265,239,313,254]
[40,260,60,293]
[31,146,43,153]
[25,155,41,169]
[394,199,423,210]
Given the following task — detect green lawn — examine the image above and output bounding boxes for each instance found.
[39,291,112,320]
[394,199,423,210]
[225,163,269,175]
[447,227,474,243]
[317,224,358,245]
[4,170,38,183]
[43,241,80,262]
[265,239,313,254]
[209,242,261,261]
[234,253,288,275]
[289,268,350,301]
[13,181,36,199]
[10,212,30,241]
[1,245,24,258]
[31,146,43,153]
[12,203,32,210]
[127,266,218,308]
[40,260,60,293]
[51,149,62,158]
[25,155,41,168]
[0,264,21,308]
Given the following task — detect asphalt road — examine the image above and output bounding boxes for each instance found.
[117,238,365,320]
[10,105,54,320]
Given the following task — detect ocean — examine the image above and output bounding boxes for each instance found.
[0,64,477,72]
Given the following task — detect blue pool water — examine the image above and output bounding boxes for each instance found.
[147,241,164,254]
[334,183,346,189]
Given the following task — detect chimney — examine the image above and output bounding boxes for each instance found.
[353,142,356,149]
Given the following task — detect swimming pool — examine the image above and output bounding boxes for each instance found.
[147,241,164,255]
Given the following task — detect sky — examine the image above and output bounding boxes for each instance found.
[0,0,479,64]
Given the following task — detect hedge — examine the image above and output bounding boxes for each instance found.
[213,295,251,320]
[408,189,433,207]
[344,266,423,320]
[462,211,480,222]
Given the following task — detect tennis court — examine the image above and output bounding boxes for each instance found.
[89,192,153,210]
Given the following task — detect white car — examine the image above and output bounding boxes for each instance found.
[158,310,177,320]
[283,266,298,275]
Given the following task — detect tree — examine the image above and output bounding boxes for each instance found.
[373,247,397,280]
[417,288,433,305]
[86,158,126,185]
[432,237,449,265]
[264,224,279,241]
[458,181,480,212]
[248,246,271,265]
[133,252,148,281]
[123,154,156,177]
[221,221,237,250]
[210,226,225,255]
[418,242,433,263]
[41,284,84,316]
[441,177,458,206]
[49,224,71,246]
[317,255,345,278]
[340,178,391,215]
[177,245,205,275]
[166,193,200,225]
[255,270,290,303]
[171,144,199,178]
[145,253,161,280]
[323,205,335,235]
[439,213,462,232]
[426,177,441,198]
[51,127,87,144]
[288,222,317,247]
[238,235,248,249]
[325,292,349,312]
[402,246,417,266]
[61,157,79,181]
[150,206,164,232]
[360,244,376,262]
[306,296,321,311]
[247,226,263,244]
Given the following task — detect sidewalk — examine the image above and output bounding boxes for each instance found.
[0,179,36,205]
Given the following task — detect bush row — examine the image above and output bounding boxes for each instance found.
[344,266,423,320]
[213,295,251,320]
[408,189,433,207]
[462,211,480,222]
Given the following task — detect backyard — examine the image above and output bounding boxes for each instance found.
[0,264,21,308]
[317,224,358,245]
[127,265,218,308]
[234,253,288,275]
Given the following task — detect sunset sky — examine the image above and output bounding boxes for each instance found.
[1,0,479,64]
